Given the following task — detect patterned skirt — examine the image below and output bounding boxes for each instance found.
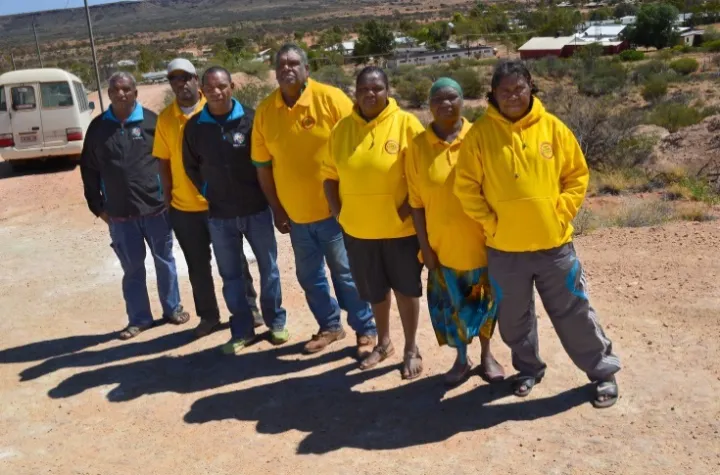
[427,265,497,348]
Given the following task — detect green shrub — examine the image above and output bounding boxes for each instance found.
[613,200,675,228]
[704,39,720,52]
[396,78,432,108]
[669,57,699,75]
[236,60,270,79]
[529,56,574,78]
[632,59,667,83]
[646,102,705,132]
[462,105,486,122]
[619,50,645,62]
[313,65,353,93]
[642,75,668,102]
[576,61,627,96]
[449,67,485,99]
[232,83,274,108]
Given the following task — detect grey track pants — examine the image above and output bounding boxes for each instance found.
[487,243,621,381]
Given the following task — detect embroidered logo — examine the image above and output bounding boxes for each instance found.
[539,142,554,159]
[301,116,316,129]
[384,140,400,155]
[131,127,143,140]
[232,132,246,148]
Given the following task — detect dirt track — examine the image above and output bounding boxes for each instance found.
[0,93,719,473]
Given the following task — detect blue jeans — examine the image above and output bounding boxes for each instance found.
[108,211,182,327]
[289,217,376,336]
[208,208,287,339]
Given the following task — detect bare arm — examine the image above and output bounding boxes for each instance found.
[410,207,439,270]
[323,179,341,219]
[257,166,291,234]
[157,159,173,208]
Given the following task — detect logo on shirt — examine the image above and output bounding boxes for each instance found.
[384,140,400,155]
[232,132,246,148]
[301,116,316,130]
[540,142,554,159]
[131,127,143,140]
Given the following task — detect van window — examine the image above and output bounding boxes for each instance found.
[0,88,6,112]
[41,82,74,108]
[73,81,90,112]
[11,86,37,111]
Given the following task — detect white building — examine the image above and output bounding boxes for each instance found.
[388,46,496,69]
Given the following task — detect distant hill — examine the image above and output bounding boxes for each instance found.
[0,0,375,44]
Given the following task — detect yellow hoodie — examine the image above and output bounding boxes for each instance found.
[322,98,424,240]
[454,98,589,253]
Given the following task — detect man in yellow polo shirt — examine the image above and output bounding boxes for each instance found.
[154,58,261,338]
[253,44,376,357]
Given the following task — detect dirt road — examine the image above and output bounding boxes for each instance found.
[0,157,719,474]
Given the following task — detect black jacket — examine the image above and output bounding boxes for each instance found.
[183,99,268,219]
[80,103,164,218]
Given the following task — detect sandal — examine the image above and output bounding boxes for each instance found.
[402,350,423,380]
[164,307,190,325]
[359,343,395,370]
[512,374,543,397]
[592,376,619,409]
[445,357,473,387]
[119,324,151,340]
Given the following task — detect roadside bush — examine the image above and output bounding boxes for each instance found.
[236,60,270,79]
[528,56,574,79]
[641,75,668,102]
[631,59,667,83]
[575,60,627,96]
[669,57,699,76]
[449,67,485,99]
[613,200,675,228]
[232,83,274,108]
[313,65,353,93]
[703,39,720,52]
[462,105,486,122]
[618,50,645,62]
[646,102,705,132]
[396,78,432,108]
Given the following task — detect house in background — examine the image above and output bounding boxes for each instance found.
[388,46,496,69]
[518,36,575,59]
[679,30,704,47]
[518,28,629,60]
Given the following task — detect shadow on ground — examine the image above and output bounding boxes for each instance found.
[0,159,77,180]
[0,331,117,363]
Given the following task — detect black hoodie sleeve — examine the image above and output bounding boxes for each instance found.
[182,120,204,194]
[80,121,104,217]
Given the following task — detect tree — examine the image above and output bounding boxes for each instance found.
[613,3,637,19]
[625,4,680,49]
[225,36,246,53]
[519,7,583,36]
[589,7,612,22]
[137,46,160,73]
[353,20,394,64]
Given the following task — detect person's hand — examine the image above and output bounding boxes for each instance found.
[273,207,291,234]
[397,201,411,221]
[422,247,440,271]
[99,212,110,225]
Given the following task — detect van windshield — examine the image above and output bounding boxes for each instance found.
[41,82,74,108]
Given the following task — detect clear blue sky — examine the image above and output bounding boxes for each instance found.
[0,0,132,16]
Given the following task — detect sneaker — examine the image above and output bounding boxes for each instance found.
[220,337,253,355]
[252,309,264,328]
[270,328,291,345]
[303,328,346,354]
[194,319,220,339]
[356,334,377,360]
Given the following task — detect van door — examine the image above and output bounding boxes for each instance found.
[0,86,12,144]
[9,83,44,149]
[39,81,76,147]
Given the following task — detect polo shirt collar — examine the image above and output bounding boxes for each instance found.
[103,102,144,123]
[426,117,471,146]
[274,78,314,109]
[197,98,245,124]
[173,92,206,118]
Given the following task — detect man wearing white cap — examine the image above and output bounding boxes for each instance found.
[153,58,261,338]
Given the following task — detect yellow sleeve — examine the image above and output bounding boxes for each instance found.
[250,106,273,168]
[331,89,354,123]
[557,123,589,225]
[408,113,425,137]
[454,128,497,238]
[321,127,340,181]
[152,114,172,160]
[405,139,423,209]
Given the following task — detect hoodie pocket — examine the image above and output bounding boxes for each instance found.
[339,193,403,239]
[492,197,564,252]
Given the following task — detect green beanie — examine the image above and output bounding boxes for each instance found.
[429,77,463,99]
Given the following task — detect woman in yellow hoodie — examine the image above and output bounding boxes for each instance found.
[454,61,620,408]
[406,78,505,387]
[322,67,425,379]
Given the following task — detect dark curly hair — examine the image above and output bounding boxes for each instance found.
[356,66,389,89]
[486,60,539,104]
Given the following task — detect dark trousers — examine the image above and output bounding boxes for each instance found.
[169,207,258,322]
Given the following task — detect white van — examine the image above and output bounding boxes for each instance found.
[0,68,95,168]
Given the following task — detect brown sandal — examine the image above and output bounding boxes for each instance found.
[119,324,150,340]
[164,307,190,325]
[402,351,423,380]
[359,343,395,370]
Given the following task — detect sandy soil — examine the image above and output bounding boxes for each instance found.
[0,96,719,474]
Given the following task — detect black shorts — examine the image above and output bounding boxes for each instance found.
[343,234,423,304]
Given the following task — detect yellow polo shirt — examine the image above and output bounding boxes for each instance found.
[252,79,353,224]
[406,119,487,271]
[322,98,424,240]
[153,96,208,212]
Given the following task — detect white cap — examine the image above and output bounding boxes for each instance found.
[167,58,196,75]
